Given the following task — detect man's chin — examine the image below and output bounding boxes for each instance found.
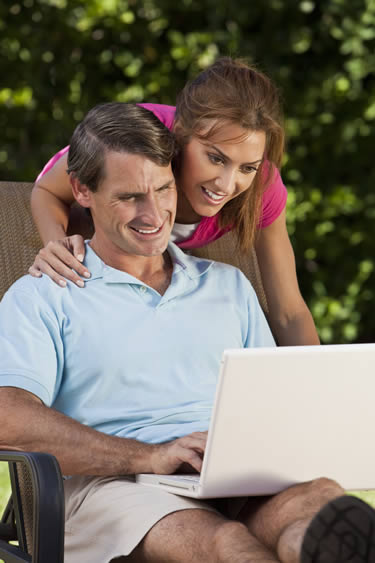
[134,240,170,257]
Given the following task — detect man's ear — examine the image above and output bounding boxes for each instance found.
[70,175,93,209]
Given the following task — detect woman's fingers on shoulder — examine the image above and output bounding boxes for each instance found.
[31,252,86,287]
[69,234,86,263]
[28,265,42,278]
[41,240,91,280]
[29,258,68,287]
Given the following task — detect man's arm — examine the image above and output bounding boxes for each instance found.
[0,387,207,476]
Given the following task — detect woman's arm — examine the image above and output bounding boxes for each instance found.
[255,209,320,345]
[31,152,74,243]
[30,153,90,285]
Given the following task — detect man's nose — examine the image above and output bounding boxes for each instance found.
[141,196,163,226]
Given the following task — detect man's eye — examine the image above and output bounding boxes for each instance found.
[208,153,224,165]
[119,196,135,202]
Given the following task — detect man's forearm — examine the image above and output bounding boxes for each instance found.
[0,388,156,476]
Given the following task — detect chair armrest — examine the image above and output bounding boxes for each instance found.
[0,451,64,563]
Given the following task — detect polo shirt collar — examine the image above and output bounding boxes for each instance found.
[83,241,213,285]
[166,242,213,279]
[82,243,103,281]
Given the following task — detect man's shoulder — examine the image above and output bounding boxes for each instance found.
[208,259,254,289]
[182,251,254,294]
[170,243,252,287]
[3,273,64,306]
[194,255,260,305]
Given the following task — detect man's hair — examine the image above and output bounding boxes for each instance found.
[67,102,177,192]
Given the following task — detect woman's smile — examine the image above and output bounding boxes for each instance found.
[201,186,227,204]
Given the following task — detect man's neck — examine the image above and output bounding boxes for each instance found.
[89,239,173,295]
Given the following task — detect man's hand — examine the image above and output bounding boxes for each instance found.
[150,432,208,474]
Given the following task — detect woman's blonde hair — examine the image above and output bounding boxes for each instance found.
[174,57,284,251]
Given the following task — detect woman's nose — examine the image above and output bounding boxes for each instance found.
[214,168,238,194]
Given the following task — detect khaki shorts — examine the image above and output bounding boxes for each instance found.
[64,475,247,563]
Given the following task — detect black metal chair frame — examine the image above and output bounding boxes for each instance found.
[0,452,64,563]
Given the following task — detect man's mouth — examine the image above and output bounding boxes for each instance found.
[129,225,163,235]
[201,186,226,203]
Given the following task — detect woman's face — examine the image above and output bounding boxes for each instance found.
[175,122,266,223]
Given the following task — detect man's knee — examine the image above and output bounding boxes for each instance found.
[300,476,344,501]
[212,520,250,555]
[130,509,238,562]
[280,476,344,519]
[261,477,344,522]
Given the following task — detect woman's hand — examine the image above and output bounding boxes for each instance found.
[28,235,91,287]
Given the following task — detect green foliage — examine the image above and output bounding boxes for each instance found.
[1,0,375,342]
[0,463,10,514]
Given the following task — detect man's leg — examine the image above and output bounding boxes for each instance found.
[237,477,345,563]
[65,475,279,563]
[123,508,280,563]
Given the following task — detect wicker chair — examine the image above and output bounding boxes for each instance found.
[0,181,267,562]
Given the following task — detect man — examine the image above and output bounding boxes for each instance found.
[0,103,374,563]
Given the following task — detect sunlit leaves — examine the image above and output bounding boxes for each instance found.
[1,0,375,342]
[0,87,34,107]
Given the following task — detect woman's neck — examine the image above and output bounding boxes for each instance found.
[175,189,202,224]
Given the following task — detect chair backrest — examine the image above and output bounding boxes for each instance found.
[0,182,43,300]
[0,181,267,311]
[0,181,94,301]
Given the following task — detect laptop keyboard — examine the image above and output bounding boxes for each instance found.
[164,474,200,482]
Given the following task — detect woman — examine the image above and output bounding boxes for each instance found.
[30,57,319,345]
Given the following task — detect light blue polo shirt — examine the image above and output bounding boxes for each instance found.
[0,242,275,443]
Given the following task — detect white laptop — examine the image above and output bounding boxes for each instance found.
[136,344,375,498]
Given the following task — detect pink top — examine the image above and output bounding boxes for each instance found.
[37,103,287,250]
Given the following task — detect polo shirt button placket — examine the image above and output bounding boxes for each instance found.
[139,285,147,294]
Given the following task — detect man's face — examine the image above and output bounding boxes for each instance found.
[87,151,177,258]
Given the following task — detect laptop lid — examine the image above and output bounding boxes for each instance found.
[198,344,375,497]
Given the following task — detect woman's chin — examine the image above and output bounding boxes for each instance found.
[192,201,224,218]
[176,194,225,222]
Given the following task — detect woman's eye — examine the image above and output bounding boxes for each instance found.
[208,153,224,165]
[242,166,257,175]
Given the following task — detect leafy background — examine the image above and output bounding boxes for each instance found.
[1,0,375,343]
